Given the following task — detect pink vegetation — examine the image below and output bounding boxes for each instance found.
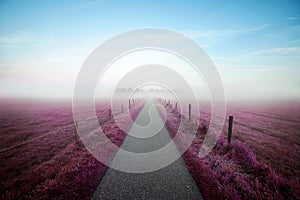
[0,100,144,199]
[160,103,299,200]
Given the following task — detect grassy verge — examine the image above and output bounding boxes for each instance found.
[158,104,299,200]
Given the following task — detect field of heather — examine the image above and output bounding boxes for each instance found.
[160,100,300,199]
[1,98,299,199]
[0,99,144,199]
[178,101,300,179]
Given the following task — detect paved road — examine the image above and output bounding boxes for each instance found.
[92,101,202,200]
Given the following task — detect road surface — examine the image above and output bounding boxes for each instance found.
[92,101,203,200]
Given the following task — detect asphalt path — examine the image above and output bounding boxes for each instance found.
[92,101,203,200]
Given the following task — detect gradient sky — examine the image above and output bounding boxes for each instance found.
[0,0,299,101]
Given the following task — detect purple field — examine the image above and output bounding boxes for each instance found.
[161,101,300,199]
[0,99,299,199]
[0,99,144,199]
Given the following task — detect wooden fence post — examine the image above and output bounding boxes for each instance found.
[129,99,131,109]
[175,103,177,112]
[189,104,191,121]
[108,109,112,118]
[75,121,79,141]
[228,116,233,145]
[121,104,123,113]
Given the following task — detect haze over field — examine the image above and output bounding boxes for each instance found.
[0,0,299,103]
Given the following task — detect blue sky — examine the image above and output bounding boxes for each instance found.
[0,0,299,101]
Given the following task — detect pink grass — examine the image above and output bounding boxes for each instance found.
[0,100,144,199]
[159,101,300,200]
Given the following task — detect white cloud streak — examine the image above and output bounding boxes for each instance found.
[57,0,105,16]
[286,16,299,21]
[0,32,51,49]
[185,24,270,38]
[245,47,300,57]
[0,35,23,48]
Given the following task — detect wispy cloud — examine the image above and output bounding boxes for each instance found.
[58,0,105,16]
[81,0,105,8]
[185,24,270,38]
[213,47,300,70]
[0,35,23,48]
[286,16,299,21]
[246,47,300,57]
[0,32,47,49]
